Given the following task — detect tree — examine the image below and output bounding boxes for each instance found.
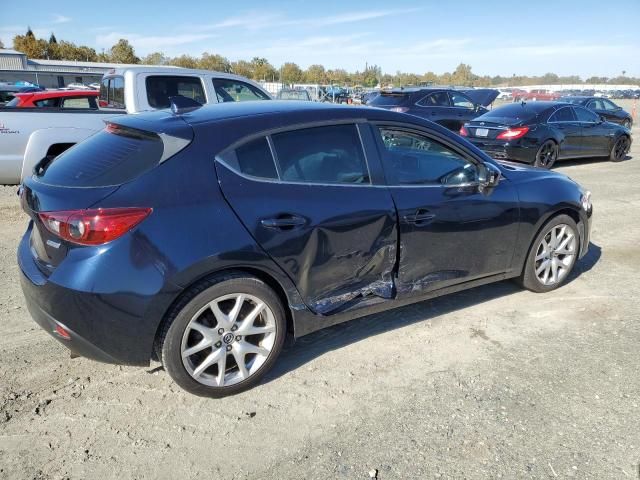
[26,27,34,38]
[142,52,168,65]
[231,60,253,78]
[49,33,57,44]
[199,52,231,72]
[168,54,198,68]
[13,34,48,58]
[304,64,327,84]
[280,62,302,84]
[107,39,139,64]
[251,57,276,81]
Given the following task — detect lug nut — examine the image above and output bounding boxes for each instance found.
[217,328,224,335]
[215,341,222,348]
[226,345,232,352]
[236,336,242,341]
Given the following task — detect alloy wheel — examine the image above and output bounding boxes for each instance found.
[180,293,277,387]
[534,224,577,286]
[536,141,557,168]
[613,137,630,161]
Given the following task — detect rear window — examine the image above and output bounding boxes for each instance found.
[36,126,164,187]
[479,103,541,125]
[146,76,206,109]
[218,137,278,179]
[369,93,410,107]
[4,97,20,107]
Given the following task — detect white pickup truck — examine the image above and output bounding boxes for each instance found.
[0,66,271,184]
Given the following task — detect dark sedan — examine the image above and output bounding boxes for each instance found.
[20,101,592,397]
[461,101,632,168]
[561,96,633,129]
[368,87,499,132]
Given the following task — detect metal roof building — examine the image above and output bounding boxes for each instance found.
[0,48,141,88]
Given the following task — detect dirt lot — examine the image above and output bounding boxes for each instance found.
[1,120,638,479]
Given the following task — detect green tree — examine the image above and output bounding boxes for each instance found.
[251,57,276,81]
[231,60,253,78]
[280,62,303,84]
[168,54,198,68]
[107,39,139,64]
[304,64,327,84]
[13,34,48,58]
[49,33,57,44]
[142,52,168,65]
[199,52,231,72]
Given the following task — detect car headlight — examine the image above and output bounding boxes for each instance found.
[580,190,592,211]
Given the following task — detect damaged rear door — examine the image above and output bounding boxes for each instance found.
[215,122,398,314]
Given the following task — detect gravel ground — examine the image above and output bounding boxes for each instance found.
[0,123,638,479]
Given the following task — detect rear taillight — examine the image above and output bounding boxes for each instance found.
[459,125,469,137]
[390,107,409,113]
[496,126,530,140]
[39,207,152,246]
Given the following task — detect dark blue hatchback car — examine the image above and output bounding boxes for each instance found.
[19,101,593,397]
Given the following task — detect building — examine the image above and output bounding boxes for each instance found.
[0,49,139,88]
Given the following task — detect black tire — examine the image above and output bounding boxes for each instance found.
[610,135,630,162]
[518,214,579,293]
[159,273,286,398]
[533,140,558,169]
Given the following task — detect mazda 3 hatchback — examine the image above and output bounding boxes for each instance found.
[19,101,593,397]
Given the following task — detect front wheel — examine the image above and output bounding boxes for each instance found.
[518,215,579,293]
[160,274,286,397]
[534,140,558,169]
[610,135,630,162]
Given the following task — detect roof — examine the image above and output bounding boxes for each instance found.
[0,49,26,56]
[15,89,98,99]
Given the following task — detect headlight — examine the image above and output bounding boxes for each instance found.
[581,190,592,211]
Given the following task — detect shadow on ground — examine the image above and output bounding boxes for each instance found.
[265,242,601,382]
[554,154,633,168]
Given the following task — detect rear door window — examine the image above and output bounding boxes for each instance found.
[99,76,125,109]
[548,107,576,122]
[146,76,206,109]
[271,125,370,184]
[212,79,269,102]
[417,92,450,107]
[449,92,474,109]
[36,126,164,187]
[574,106,599,123]
[218,137,278,179]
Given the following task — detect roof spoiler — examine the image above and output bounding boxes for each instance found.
[169,95,202,114]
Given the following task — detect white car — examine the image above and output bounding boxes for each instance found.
[0,67,271,184]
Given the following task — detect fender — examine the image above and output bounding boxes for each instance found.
[21,127,100,181]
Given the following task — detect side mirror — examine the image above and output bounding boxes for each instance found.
[477,163,501,191]
[599,116,606,123]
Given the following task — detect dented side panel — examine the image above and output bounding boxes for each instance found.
[215,162,399,314]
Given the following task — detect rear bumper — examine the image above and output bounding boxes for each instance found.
[469,139,538,164]
[18,225,177,366]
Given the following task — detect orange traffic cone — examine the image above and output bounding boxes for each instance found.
[632,99,637,121]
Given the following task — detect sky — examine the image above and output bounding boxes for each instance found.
[2,0,639,78]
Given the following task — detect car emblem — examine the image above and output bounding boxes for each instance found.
[480,122,485,126]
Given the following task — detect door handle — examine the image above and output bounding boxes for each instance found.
[403,209,435,225]
[261,214,307,229]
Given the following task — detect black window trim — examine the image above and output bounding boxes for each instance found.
[215,120,374,187]
[370,121,496,189]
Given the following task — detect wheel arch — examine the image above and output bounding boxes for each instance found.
[151,266,297,361]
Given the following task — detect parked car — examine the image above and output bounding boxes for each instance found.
[276,89,311,101]
[496,89,514,101]
[0,84,21,105]
[560,96,633,129]
[5,89,99,109]
[512,90,561,102]
[0,66,271,184]
[368,87,499,131]
[461,101,631,168]
[19,100,593,397]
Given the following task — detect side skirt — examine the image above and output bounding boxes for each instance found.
[292,272,516,338]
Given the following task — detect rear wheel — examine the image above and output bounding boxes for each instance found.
[160,274,286,397]
[610,135,630,162]
[534,140,558,169]
[518,214,579,293]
